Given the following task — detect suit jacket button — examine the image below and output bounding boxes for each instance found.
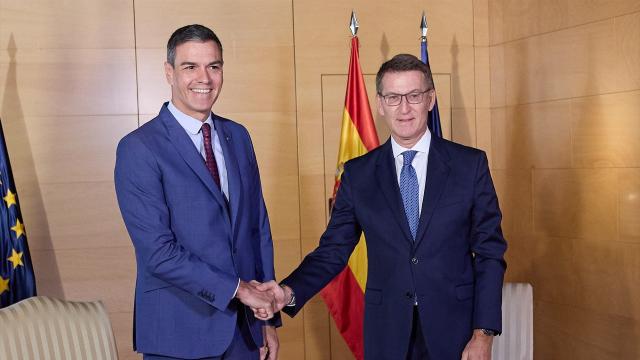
[411,257,418,264]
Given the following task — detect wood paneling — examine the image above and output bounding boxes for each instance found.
[8,115,136,184]
[108,312,136,360]
[475,108,492,161]
[30,247,135,310]
[491,100,572,169]
[489,0,640,45]
[498,16,640,106]
[0,0,135,50]
[473,0,490,47]
[1,2,138,359]
[0,49,138,117]
[615,12,640,89]
[20,182,130,251]
[474,46,491,108]
[533,169,618,240]
[536,300,640,360]
[619,169,640,243]
[571,90,640,168]
[490,3,640,359]
[492,168,533,238]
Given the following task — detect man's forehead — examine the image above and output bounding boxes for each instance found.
[381,71,425,88]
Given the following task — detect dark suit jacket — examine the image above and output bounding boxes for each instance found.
[282,135,507,360]
[115,103,278,358]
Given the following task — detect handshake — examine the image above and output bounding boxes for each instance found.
[235,280,294,320]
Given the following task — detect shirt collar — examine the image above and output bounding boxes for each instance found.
[167,101,214,134]
[391,129,431,159]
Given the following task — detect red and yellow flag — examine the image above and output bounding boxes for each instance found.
[320,36,379,360]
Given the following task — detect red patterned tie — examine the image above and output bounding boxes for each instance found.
[201,123,221,189]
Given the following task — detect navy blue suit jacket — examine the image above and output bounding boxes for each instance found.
[115,104,279,358]
[282,136,507,359]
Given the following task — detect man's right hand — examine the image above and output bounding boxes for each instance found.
[255,280,291,312]
[235,280,276,320]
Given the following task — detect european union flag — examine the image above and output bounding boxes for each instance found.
[421,13,443,138]
[0,118,36,308]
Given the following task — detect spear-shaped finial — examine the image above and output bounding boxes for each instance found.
[420,11,428,42]
[350,10,359,37]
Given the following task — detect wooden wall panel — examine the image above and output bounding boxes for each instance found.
[488,0,640,45]
[14,115,135,183]
[571,90,640,168]
[619,169,640,243]
[109,312,136,360]
[491,100,572,170]
[22,182,131,250]
[0,50,138,117]
[474,46,491,109]
[0,1,138,358]
[492,168,533,238]
[533,169,617,241]
[536,300,640,360]
[489,2,640,359]
[0,0,134,50]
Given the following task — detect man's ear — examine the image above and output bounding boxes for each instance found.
[164,62,174,86]
[427,89,436,111]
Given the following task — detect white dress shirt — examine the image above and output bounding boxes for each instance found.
[390,130,431,216]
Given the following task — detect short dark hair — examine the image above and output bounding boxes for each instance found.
[375,54,434,94]
[167,24,222,66]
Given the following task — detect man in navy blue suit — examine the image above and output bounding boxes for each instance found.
[260,54,507,359]
[115,24,280,359]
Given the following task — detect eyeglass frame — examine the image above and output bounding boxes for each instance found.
[377,89,433,106]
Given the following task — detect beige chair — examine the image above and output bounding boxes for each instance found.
[492,282,534,360]
[0,296,118,360]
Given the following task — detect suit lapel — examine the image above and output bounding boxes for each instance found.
[160,105,229,214]
[415,136,450,247]
[375,140,414,244]
[215,117,242,231]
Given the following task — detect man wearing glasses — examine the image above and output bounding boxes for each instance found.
[258,54,507,359]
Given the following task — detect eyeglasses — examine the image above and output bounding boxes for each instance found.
[378,89,431,106]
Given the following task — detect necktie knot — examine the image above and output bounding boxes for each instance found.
[201,123,212,138]
[402,150,417,166]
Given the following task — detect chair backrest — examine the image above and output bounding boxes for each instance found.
[0,296,118,360]
[492,282,533,360]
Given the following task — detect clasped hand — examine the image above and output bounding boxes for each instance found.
[235,280,289,320]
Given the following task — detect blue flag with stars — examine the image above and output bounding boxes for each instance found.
[421,40,443,138]
[0,118,36,308]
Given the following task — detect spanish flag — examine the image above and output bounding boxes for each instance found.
[320,35,379,360]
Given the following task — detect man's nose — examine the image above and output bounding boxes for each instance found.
[196,67,211,83]
[398,95,411,112]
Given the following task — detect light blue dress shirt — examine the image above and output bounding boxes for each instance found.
[168,101,229,200]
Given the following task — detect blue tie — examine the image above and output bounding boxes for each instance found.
[400,151,419,240]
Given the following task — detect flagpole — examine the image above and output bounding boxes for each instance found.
[420,11,443,138]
